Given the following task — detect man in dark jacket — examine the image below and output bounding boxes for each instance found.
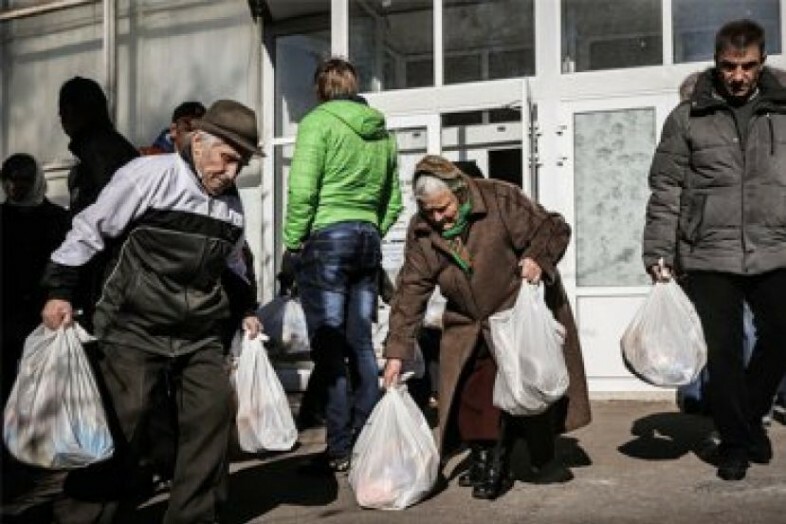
[42,99,262,523]
[59,76,139,216]
[58,76,139,330]
[643,19,786,481]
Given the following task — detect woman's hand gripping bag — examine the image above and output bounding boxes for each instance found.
[349,385,439,510]
[621,280,707,387]
[489,283,569,416]
[3,323,114,469]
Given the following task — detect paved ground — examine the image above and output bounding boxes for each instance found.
[4,400,786,523]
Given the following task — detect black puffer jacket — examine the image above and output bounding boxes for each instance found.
[643,68,786,275]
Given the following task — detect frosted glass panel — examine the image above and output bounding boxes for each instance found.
[574,108,654,287]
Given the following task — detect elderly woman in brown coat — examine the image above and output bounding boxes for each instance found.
[383,155,591,500]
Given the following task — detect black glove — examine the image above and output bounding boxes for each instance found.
[278,248,301,295]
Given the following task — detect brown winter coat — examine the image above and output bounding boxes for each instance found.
[385,177,591,455]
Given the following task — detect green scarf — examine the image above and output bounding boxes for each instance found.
[441,200,473,275]
[441,200,472,239]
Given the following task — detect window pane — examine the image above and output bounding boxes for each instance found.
[574,108,654,286]
[349,0,434,92]
[562,0,662,72]
[275,30,330,137]
[673,0,780,63]
[444,0,535,84]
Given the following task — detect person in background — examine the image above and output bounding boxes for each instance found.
[42,99,262,523]
[281,56,403,473]
[59,76,138,217]
[58,76,139,330]
[643,19,786,481]
[140,101,206,155]
[383,155,591,500]
[0,154,68,404]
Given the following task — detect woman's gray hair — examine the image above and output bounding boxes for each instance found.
[414,174,452,200]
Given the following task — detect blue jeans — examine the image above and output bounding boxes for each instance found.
[295,221,382,458]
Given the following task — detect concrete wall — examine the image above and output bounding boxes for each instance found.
[1,0,268,297]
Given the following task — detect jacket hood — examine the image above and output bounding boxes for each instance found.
[317,100,388,140]
[682,66,786,112]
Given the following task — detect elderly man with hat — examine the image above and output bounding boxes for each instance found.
[41,99,262,523]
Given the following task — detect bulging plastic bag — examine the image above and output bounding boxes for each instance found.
[256,296,310,359]
[488,283,570,416]
[423,289,446,330]
[231,332,298,452]
[621,280,707,387]
[349,385,439,510]
[3,323,114,469]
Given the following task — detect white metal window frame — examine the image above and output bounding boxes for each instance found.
[262,0,786,301]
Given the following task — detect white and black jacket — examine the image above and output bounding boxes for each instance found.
[42,152,255,354]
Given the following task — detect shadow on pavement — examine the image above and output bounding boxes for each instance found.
[617,412,715,461]
[130,452,339,523]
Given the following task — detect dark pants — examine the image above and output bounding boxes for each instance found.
[682,269,786,452]
[296,221,382,459]
[54,341,232,524]
[456,341,557,467]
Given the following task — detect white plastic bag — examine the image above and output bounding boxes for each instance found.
[488,283,569,416]
[3,323,114,469]
[423,289,447,330]
[256,296,310,359]
[232,332,298,452]
[621,280,707,387]
[349,385,439,510]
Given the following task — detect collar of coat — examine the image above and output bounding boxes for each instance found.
[412,175,488,239]
[689,67,786,115]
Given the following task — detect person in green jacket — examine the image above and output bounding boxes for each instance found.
[282,57,403,472]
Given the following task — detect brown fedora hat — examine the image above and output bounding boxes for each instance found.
[193,99,263,156]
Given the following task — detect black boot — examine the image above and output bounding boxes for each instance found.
[458,443,492,487]
[472,437,513,500]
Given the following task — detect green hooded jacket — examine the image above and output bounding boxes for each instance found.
[283,99,403,249]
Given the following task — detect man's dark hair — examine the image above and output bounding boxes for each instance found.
[1,153,36,182]
[59,76,111,127]
[171,101,206,123]
[715,19,766,57]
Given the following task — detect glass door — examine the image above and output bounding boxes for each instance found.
[552,94,676,392]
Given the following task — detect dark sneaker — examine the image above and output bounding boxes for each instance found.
[749,426,773,464]
[717,449,749,481]
[298,453,350,476]
[328,456,351,473]
[773,398,786,425]
[696,431,722,461]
